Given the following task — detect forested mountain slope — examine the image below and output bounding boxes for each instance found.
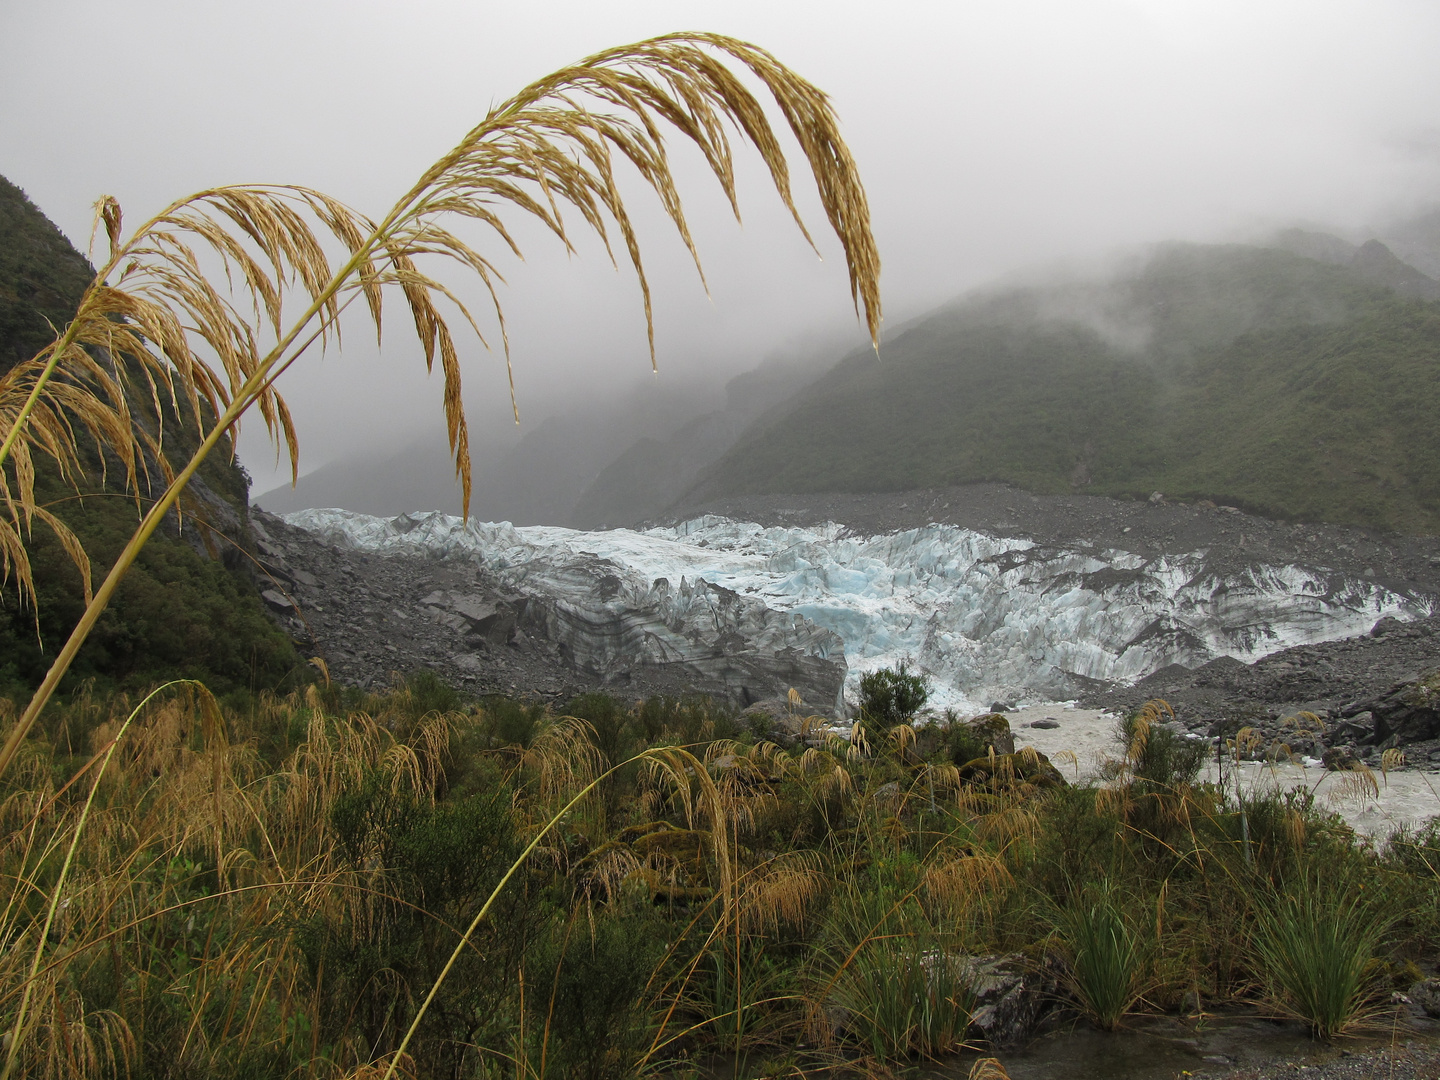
[685,242,1440,534]
[0,175,303,697]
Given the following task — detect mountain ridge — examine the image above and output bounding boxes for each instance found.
[677,238,1440,534]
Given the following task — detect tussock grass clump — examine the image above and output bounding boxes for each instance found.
[831,936,972,1061]
[1057,885,1148,1030]
[1251,872,1392,1039]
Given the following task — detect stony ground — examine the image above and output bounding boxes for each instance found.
[1081,617,1440,719]
[248,509,743,705]
[1222,1039,1440,1080]
[1076,615,1440,771]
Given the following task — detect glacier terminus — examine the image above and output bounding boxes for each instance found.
[286,509,1430,715]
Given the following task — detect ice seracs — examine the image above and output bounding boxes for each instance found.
[287,509,1430,713]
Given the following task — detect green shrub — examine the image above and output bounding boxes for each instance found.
[482,696,546,747]
[565,692,629,765]
[857,661,929,732]
[401,669,464,717]
[321,770,535,1073]
[1125,715,1208,791]
[937,716,987,766]
[637,694,738,744]
[528,910,665,1080]
[1026,785,1126,902]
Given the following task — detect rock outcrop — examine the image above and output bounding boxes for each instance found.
[250,509,847,709]
[959,952,1062,1049]
[1083,615,1440,767]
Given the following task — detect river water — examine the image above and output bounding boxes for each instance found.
[936,1015,1318,1079]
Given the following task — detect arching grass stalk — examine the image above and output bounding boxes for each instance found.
[377,744,714,1080]
[0,32,882,782]
[0,679,215,1080]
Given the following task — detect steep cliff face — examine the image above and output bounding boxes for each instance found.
[286,509,1430,713]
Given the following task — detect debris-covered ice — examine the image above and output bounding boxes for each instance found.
[286,509,1431,713]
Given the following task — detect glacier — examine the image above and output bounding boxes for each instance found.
[286,509,1432,714]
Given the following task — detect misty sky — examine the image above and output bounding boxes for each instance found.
[5,0,1440,489]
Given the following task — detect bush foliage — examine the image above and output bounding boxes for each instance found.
[0,676,1430,1077]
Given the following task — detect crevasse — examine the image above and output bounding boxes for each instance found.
[286,509,1430,713]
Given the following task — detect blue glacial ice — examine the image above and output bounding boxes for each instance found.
[286,509,1431,713]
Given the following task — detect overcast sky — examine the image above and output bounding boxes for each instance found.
[5,0,1440,487]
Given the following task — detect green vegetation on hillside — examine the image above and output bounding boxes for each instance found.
[1,679,1432,1076]
[0,176,93,372]
[696,243,1440,533]
[0,475,303,697]
[0,175,305,698]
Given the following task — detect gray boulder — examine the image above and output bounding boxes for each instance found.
[966,713,1016,755]
[738,697,828,746]
[1330,710,1376,745]
[1409,978,1440,1018]
[1372,671,1440,744]
[954,952,1060,1049]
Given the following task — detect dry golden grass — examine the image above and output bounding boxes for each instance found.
[0,348,139,611]
[922,851,1012,921]
[0,682,489,1080]
[739,850,828,934]
[0,32,883,779]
